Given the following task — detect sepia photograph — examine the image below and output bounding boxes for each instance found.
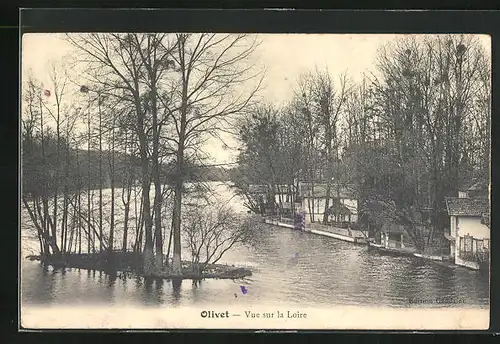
[20,31,491,330]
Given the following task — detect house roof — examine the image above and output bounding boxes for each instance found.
[327,201,354,215]
[344,203,358,214]
[445,197,490,216]
[299,183,356,199]
[248,184,299,194]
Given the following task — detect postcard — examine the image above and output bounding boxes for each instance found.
[20,30,491,330]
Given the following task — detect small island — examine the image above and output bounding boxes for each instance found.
[25,252,252,281]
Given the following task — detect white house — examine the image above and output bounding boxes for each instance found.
[298,182,358,224]
[445,194,490,270]
[248,184,301,216]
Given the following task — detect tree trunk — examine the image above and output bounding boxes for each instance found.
[122,178,132,254]
[133,185,140,252]
[142,199,154,275]
[62,138,71,254]
[171,169,183,275]
[135,97,154,274]
[122,133,132,254]
[87,112,92,254]
[52,119,61,256]
[76,148,82,255]
[171,40,189,276]
[38,98,50,259]
[140,162,154,275]
[323,129,334,224]
[33,198,46,256]
[108,124,115,263]
[165,226,173,266]
[98,101,103,254]
[151,83,164,271]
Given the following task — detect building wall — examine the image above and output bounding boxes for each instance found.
[301,197,358,223]
[457,216,489,240]
[449,215,456,258]
[455,256,480,270]
[450,216,457,237]
[302,213,359,224]
[274,193,296,204]
[454,216,489,267]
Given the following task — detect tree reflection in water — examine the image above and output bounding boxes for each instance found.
[172,278,182,304]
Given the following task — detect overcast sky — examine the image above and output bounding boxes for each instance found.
[21,33,491,164]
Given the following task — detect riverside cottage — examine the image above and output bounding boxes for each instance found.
[298,182,358,225]
[444,181,490,270]
[248,184,301,216]
[274,184,302,218]
[248,182,359,225]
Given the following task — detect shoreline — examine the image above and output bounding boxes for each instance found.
[261,216,485,271]
[24,254,253,281]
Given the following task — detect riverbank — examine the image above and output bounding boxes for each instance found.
[24,252,252,280]
[367,241,459,268]
[262,216,464,269]
[263,217,367,244]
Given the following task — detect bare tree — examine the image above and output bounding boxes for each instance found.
[183,204,249,276]
[302,69,351,224]
[132,33,176,270]
[67,33,177,274]
[44,61,72,256]
[292,79,321,223]
[21,74,51,259]
[167,33,263,275]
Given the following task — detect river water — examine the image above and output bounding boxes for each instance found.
[21,182,489,309]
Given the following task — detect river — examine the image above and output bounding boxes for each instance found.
[21,182,489,309]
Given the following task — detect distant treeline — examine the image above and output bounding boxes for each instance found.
[22,138,233,196]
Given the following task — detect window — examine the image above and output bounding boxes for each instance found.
[476,239,484,251]
[459,235,476,261]
[478,238,490,251]
[460,235,473,253]
[474,238,490,262]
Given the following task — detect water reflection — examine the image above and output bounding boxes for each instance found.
[21,223,489,309]
[171,278,182,305]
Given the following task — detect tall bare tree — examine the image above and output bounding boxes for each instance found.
[67,33,177,274]
[166,33,263,275]
[301,69,351,224]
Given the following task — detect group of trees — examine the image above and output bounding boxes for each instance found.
[234,35,490,252]
[21,33,261,275]
[22,33,491,267]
